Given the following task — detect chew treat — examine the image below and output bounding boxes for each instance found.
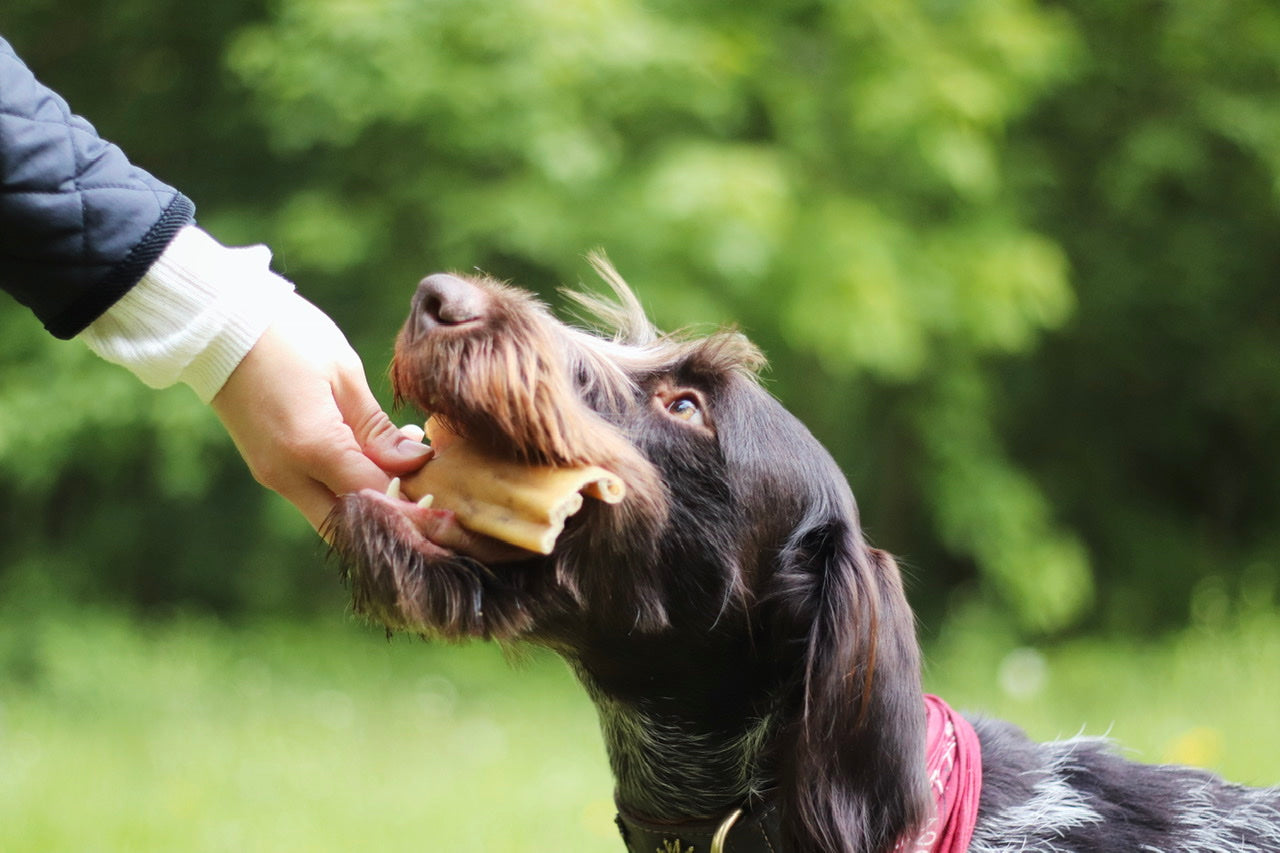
[399,418,625,554]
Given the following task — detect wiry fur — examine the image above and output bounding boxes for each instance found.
[325,263,1280,853]
[970,718,1280,852]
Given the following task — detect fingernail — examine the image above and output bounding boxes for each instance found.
[395,438,434,459]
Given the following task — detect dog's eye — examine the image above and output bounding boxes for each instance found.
[666,394,703,424]
[653,385,711,431]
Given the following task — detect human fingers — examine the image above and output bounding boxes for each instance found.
[331,368,434,477]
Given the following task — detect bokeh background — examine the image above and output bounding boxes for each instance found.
[1,0,1278,849]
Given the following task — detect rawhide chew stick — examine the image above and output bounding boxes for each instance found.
[399,418,625,554]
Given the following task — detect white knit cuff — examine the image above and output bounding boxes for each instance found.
[79,225,296,403]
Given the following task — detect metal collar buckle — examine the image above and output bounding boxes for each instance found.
[711,808,744,853]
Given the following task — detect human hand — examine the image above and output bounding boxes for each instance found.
[211,293,433,531]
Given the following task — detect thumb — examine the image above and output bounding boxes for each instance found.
[334,374,434,475]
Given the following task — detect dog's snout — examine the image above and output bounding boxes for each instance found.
[414,273,488,330]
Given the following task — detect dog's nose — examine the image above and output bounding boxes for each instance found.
[413,273,488,330]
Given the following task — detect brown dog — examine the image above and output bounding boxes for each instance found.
[326,262,1280,853]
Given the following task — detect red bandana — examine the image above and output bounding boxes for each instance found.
[893,695,983,853]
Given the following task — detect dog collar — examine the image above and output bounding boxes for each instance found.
[615,801,784,853]
[894,695,983,853]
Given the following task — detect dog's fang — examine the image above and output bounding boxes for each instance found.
[387,477,403,500]
[417,494,434,509]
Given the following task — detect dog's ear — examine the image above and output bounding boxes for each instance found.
[768,519,929,853]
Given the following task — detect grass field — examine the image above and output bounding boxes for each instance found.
[1,604,1277,852]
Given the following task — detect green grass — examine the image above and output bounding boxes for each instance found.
[0,609,617,852]
[1,605,1277,851]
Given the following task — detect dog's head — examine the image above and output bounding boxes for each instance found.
[325,259,928,852]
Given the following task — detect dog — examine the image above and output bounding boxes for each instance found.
[325,259,1280,853]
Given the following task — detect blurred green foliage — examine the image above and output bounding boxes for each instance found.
[1,0,1278,637]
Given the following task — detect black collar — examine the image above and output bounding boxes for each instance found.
[615,802,784,853]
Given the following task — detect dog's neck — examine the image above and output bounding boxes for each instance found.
[564,629,781,821]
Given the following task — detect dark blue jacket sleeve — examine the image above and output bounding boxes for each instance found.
[0,35,195,338]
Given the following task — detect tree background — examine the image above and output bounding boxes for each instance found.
[3,0,1279,642]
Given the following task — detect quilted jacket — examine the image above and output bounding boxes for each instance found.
[0,35,195,338]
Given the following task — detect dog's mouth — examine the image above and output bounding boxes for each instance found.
[357,478,534,565]
[364,415,626,564]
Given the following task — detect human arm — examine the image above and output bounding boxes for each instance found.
[0,34,194,337]
[1,34,430,530]
[79,224,434,531]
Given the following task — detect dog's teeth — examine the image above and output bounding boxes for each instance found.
[416,494,434,509]
[386,477,403,500]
